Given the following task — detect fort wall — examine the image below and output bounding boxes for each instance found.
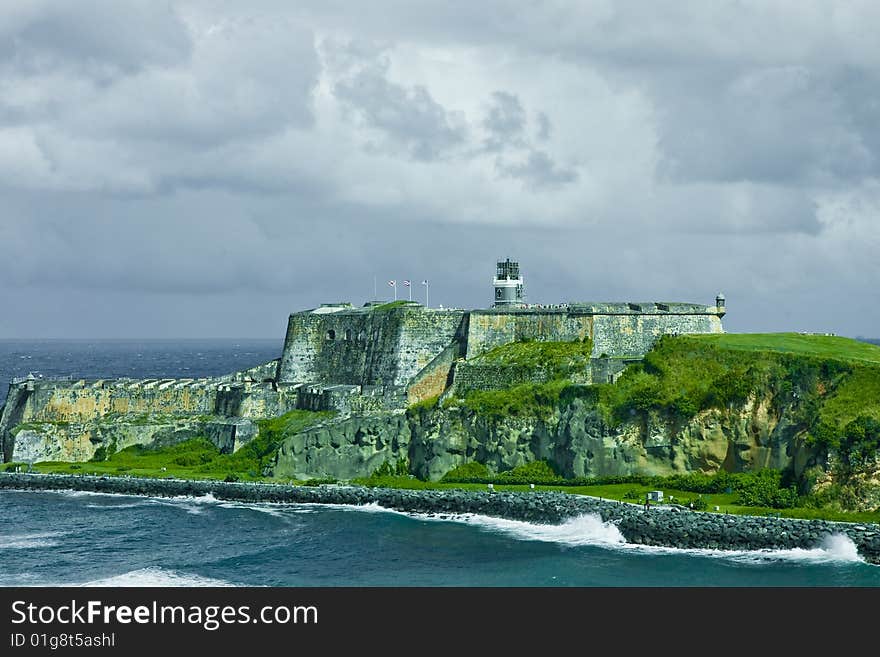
[590,309,723,357]
[277,304,466,388]
[465,309,592,359]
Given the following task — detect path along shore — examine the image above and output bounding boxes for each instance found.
[2,472,878,564]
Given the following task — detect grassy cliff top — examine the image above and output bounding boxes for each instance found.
[472,339,593,368]
[683,333,880,365]
[597,333,880,433]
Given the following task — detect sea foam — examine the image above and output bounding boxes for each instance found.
[0,531,64,550]
[79,567,235,587]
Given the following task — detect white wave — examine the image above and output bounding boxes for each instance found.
[0,531,64,549]
[147,493,220,515]
[79,567,234,587]
[84,501,151,510]
[334,503,869,565]
[334,503,627,546]
[350,501,408,514]
[447,512,627,546]
[721,533,864,565]
[570,530,867,565]
[217,501,289,518]
[47,489,141,500]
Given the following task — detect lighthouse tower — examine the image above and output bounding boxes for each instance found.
[493,258,524,307]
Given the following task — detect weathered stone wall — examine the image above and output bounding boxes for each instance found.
[278,304,466,389]
[591,311,723,357]
[277,303,722,405]
[589,357,636,384]
[214,382,295,419]
[0,362,293,463]
[452,362,552,393]
[22,379,217,423]
[465,310,592,359]
[406,342,464,405]
[217,358,281,383]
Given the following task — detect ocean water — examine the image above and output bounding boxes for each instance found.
[1,339,879,587]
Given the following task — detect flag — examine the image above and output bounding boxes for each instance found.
[403,280,411,287]
[388,280,396,287]
[421,280,428,285]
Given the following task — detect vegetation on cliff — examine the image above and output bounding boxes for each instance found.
[439,333,880,512]
[473,338,593,374]
[33,410,332,481]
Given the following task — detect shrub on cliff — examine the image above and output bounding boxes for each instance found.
[462,379,570,420]
[734,470,799,508]
[441,462,489,481]
[497,460,561,482]
[370,458,410,478]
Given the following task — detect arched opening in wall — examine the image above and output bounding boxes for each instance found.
[358,331,366,341]
[345,329,353,341]
[326,329,336,340]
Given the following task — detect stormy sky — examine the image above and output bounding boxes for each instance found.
[1,1,878,339]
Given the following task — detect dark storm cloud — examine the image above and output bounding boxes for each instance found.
[0,1,191,76]
[332,48,467,161]
[0,1,878,338]
[482,92,576,188]
[654,66,879,186]
[496,150,578,189]
[483,91,527,150]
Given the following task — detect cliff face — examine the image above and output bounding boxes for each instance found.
[269,389,823,483]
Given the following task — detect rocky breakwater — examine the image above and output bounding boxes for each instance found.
[2,473,878,564]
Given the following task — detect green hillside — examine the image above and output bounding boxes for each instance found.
[455,333,880,467]
[684,333,880,365]
[597,333,880,430]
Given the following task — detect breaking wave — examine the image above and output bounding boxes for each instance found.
[79,567,235,587]
[0,531,64,550]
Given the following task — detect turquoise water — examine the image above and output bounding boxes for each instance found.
[1,489,878,586]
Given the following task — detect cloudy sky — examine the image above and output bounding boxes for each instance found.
[1,0,878,339]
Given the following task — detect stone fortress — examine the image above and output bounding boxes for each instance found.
[277,258,725,411]
[0,259,725,463]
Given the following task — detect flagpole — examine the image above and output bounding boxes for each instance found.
[394,282,397,301]
[408,284,412,302]
[373,276,377,300]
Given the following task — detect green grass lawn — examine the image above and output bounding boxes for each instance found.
[473,339,593,370]
[685,333,880,365]
[32,439,263,481]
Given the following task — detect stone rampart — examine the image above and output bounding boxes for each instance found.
[278,304,466,389]
[453,362,552,393]
[591,311,723,357]
[465,309,592,359]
